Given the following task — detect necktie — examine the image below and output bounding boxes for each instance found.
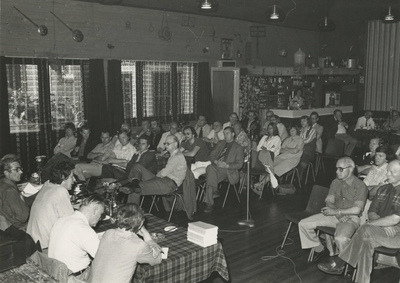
[199,127,203,138]
[365,118,368,128]
[136,152,142,162]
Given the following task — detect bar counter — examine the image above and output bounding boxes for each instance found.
[261,106,353,119]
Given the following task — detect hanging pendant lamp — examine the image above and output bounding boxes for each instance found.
[380,6,400,23]
[197,0,219,12]
[318,16,336,32]
[266,5,286,23]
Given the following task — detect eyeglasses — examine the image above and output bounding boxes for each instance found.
[164,141,176,146]
[9,167,23,173]
[336,166,351,172]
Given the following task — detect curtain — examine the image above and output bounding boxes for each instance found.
[364,21,400,110]
[197,62,215,123]
[85,59,109,137]
[0,56,12,158]
[108,60,124,134]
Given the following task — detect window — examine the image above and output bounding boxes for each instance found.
[122,60,196,123]
[49,64,85,130]
[6,64,40,133]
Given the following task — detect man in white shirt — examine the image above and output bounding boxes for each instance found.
[223,112,239,129]
[27,161,75,249]
[157,121,184,152]
[310,112,324,154]
[270,115,289,142]
[355,110,375,130]
[48,194,105,279]
[204,121,225,147]
[195,115,211,138]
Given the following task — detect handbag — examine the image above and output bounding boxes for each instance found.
[276,184,296,195]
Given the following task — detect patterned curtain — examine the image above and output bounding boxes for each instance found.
[3,57,88,175]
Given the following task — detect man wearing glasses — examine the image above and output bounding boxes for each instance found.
[120,135,187,205]
[0,154,37,256]
[298,157,367,271]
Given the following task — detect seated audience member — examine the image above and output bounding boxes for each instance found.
[233,122,250,149]
[338,160,400,283]
[48,194,105,279]
[273,126,304,177]
[150,119,165,150]
[298,157,367,271]
[0,154,37,256]
[180,126,211,179]
[131,119,152,146]
[395,144,400,159]
[102,135,157,181]
[252,123,281,194]
[270,115,289,142]
[203,127,244,213]
[87,204,162,283]
[261,110,274,135]
[107,131,137,168]
[326,109,358,157]
[70,124,98,162]
[120,135,187,205]
[255,123,281,171]
[195,115,211,138]
[363,145,393,199]
[204,121,225,146]
[356,137,384,174]
[310,111,324,154]
[223,112,239,129]
[54,122,77,158]
[27,161,75,249]
[241,110,261,138]
[74,131,115,181]
[289,89,304,110]
[157,121,184,153]
[298,116,317,178]
[355,110,375,130]
[384,110,400,131]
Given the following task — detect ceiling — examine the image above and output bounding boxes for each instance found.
[76,0,399,31]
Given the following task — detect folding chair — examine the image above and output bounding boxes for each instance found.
[281,185,329,248]
[315,139,345,175]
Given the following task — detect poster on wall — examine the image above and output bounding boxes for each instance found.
[221,38,233,60]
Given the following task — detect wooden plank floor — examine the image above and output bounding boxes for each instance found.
[147,160,400,283]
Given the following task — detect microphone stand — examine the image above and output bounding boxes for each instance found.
[238,135,255,228]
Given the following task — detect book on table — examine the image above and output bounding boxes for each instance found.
[187,221,218,247]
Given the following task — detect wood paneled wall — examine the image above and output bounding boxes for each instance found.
[1,0,320,67]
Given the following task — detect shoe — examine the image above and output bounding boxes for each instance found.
[318,262,345,275]
[213,191,220,199]
[204,204,214,213]
[310,248,328,263]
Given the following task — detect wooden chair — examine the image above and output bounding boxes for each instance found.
[281,185,329,249]
[315,139,345,175]
[280,167,301,189]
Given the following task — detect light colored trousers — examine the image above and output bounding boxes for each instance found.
[298,213,360,252]
[74,163,103,181]
[340,224,400,283]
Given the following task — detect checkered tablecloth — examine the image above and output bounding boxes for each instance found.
[96,215,229,283]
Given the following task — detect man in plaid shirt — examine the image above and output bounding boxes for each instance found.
[338,159,400,283]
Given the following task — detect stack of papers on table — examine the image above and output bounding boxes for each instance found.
[21,183,43,197]
[187,221,218,247]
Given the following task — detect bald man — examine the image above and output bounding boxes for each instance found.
[298,157,368,267]
[338,160,400,282]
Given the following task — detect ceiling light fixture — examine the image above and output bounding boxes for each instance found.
[380,6,400,23]
[197,0,219,12]
[318,16,336,32]
[266,5,286,23]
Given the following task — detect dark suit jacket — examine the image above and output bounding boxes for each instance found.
[210,141,244,185]
[70,135,98,162]
[150,129,166,150]
[325,116,350,140]
[126,150,157,178]
[241,119,261,137]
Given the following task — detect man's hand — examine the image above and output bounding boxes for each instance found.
[119,186,134,194]
[321,207,338,216]
[338,215,351,223]
[384,227,399,237]
[215,161,229,168]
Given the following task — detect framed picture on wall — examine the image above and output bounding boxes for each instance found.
[221,38,233,60]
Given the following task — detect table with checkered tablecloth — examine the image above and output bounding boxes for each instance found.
[96,214,230,283]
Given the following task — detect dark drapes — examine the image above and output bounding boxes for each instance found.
[107,60,124,134]
[0,56,11,157]
[197,62,215,123]
[85,59,109,137]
